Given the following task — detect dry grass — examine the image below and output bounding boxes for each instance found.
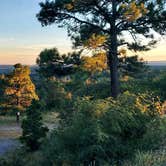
[0,116,16,126]
[43,112,59,124]
[0,128,22,139]
[124,150,166,166]
[0,116,22,139]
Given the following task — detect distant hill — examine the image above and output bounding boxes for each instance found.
[0,61,166,74]
[0,65,13,74]
[148,61,166,66]
[147,61,166,70]
[0,65,38,75]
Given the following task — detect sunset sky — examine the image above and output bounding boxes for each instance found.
[0,0,166,65]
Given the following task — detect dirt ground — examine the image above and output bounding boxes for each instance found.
[0,120,22,156]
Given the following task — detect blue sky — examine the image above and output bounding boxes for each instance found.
[0,0,72,64]
[0,0,165,64]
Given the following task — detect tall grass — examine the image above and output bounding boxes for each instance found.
[124,150,166,166]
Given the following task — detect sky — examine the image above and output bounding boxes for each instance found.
[0,0,165,65]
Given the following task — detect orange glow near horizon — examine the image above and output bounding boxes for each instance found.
[0,41,165,65]
[0,45,72,65]
[0,0,165,65]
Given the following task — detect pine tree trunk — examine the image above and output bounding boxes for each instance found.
[108,41,119,98]
[108,0,119,98]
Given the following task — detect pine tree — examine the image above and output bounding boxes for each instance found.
[119,55,148,77]
[37,48,82,78]
[5,63,38,110]
[82,52,107,73]
[37,0,166,98]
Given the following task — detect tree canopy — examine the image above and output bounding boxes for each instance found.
[119,55,149,77]
[37,0,166,97]
[4,64,38,111]
[37,48,82,78]
[82,52,107,73]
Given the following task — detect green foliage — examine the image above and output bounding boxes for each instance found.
[119,55,149,78]
[0,74,6,101]
[120,69,166,101]
[65,71,111,99]
[37,79,73,113]
[37,48,81,78]
[124,150,166,166]
[120,77,154,98]
[142,117,166,150]
[0,149,43,166]
[37,0,166,51]
[40,92,163,165]
[36,48,61,78]
[62,51,82,66]
[37,0,166,97]
[0,68,165,165]
[21,100,48,151]
[152,72,166,99]
[0,74,8,114]
[0,149,26,166]
[38,80,65,110]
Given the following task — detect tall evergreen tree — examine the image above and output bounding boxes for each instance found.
[37,0,166,97]
[5,64,38,110]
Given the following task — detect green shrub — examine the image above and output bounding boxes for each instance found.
[38,80,66,110]
[37,79,74,114]
[152,72,166,100]
[40,92,163,165]
[65,71,111,100]
[0,149,26,166]
[21,100,48,151]
[124,150,166,166]
[0,149,43,166]
[142,117,166,150]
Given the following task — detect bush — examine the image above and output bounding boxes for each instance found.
[40,92,163,165]
[152,72,166,100]
[0,149,43,166]
[66,71,111,99]
[142,117,166,150]
[21,100,48,151]
[124,150,166,166]
[38,79,73,113]
[0,149,26,166]
[120,71,166,101]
